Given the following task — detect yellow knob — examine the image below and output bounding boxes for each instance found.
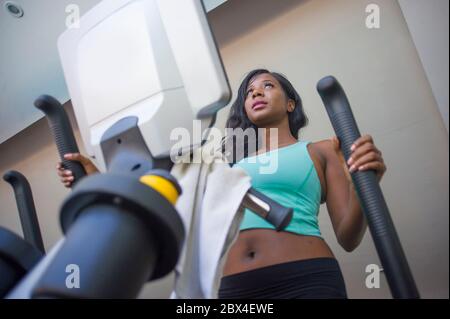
[139,175,179,205]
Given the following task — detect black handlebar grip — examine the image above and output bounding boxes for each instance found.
[317,76,419,299]
[34,95,86,185]
[3,170,45,254]
[246,188,293,231]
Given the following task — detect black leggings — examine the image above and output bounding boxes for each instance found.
[218,257,347,299]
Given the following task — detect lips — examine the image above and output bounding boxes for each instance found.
[252,101,267,110]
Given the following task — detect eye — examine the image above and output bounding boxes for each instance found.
[246,88,253,96]
[264,83,274,89]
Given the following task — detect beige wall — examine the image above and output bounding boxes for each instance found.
[398,0,449,132]
[0,0,448,298]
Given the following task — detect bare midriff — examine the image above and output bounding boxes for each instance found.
[222,229,335,276]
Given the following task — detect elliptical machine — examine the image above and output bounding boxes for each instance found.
[0,171,45,297]
[3,0,419,299]
[6,0,294,299]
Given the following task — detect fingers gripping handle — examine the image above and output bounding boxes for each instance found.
[34,95,86,185]
[316,76,419,299]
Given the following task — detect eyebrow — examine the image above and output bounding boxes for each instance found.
[247,79,274,91]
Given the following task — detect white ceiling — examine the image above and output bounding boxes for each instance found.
[0,0,226,144]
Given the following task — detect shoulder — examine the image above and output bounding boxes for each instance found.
[308,139,336,163]
[310,139,332,150]
[308,139,346,175]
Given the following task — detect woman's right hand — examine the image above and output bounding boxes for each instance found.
[56,153,99,188]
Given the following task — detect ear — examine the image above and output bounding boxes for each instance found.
[287,99,295,112]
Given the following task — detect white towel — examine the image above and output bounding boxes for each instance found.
[169,147,251,299]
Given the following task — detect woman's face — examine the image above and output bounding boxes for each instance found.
[244,73,294,127]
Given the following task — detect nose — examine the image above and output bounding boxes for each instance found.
[252,88,264,99]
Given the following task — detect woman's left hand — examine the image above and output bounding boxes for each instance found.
[345,134,387,182]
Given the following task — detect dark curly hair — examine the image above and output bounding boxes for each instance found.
[222,69,308,163]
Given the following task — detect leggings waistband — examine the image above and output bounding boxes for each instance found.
[219,258,347,299]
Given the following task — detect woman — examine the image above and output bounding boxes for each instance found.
[57,68,386,299]
[217,69,386,299]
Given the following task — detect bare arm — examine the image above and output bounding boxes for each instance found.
[320,135,386,252]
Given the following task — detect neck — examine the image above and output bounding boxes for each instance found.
[259,116,297,151]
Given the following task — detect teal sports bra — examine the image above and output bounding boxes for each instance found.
[234,140,322,237]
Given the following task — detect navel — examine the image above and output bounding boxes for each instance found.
[247,251,256,259]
